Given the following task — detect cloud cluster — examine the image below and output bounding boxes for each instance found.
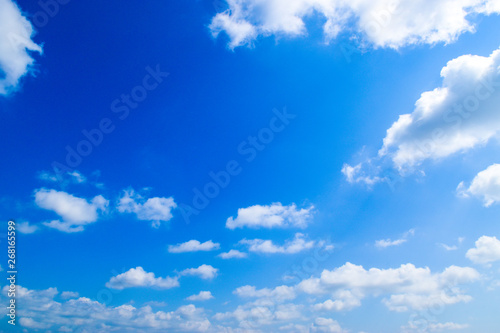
[35,188,108,233]
[3,285,212,332]
[0,0,42,95]
[209,0,500,49]
[297,262,479,312]
[226,203,314,229]
[117,189,177,228]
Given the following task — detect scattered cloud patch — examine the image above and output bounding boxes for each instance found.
[226,203,314,229]
[240,233,315,254]
[106,267,179,290]
[34,188,108,233]
[117,188,177,228]
[234,285,296,301]
[168,240,220,253]
[209,0,500,49]
[0,0,43,95]
[1,285,211,332]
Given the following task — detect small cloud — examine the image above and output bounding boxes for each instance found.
[168,240,220,253]
[218,249,248,259]
[375,229,415,249]
[106,267,179,290]
[186,291,214,301]
[17,221,39,234]
[239,233,315,254]
[180,265,218,280]
[466,236,500,265]
[117,189,177,228]
[458,164,500,207]
[60,291,79,299]
[226,203,314,229]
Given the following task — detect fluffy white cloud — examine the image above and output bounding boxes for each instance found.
[180,264,219,280]
[378,47,500,171]
[2,285,212,332]
[209,0,500,49]
[16,221,39,234]
[35,188,108,233]
[106,267,179,290]
[168,240,220,253]
[118,189,177,228]
[297,262,479,312]
[0,0,42,95]
[218,249,248,259]
[239,233,315,254]
[375,229,415,248]
[226,203,314,229]
[458,164,500,207]
[186,291,214,301]
[466,236,500,265]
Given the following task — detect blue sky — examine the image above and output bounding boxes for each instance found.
[1,0,500,332]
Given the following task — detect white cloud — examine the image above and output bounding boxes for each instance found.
[35,188,108,233]
[117,189,177,228]
[313,289,362,312]
[466,235,500,265]
[106,267,179,290]
[218,249,248,259]
[239,233,315,254]
[60,291,79,299]
[226,203,314,229]
[297,262,479,312]
[186,291,214,301]
[16,221,39,234]
[180,264,219,280]
[168,240,220,253]
[440,237,465,251]
[375,229,415,248]
[2,285,212,332]
[0,0,42,95]
[402,321,469,332]
[458,164,500,207]
[209,0,500,50]
[378,47,500,171]
[234,285,296,301]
